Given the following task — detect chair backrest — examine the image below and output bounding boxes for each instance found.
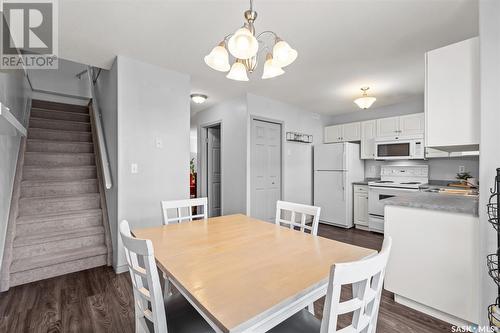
[320,237,393,333]
[119,220,167,333]
[161,197,208,225]
[275,200,321,235]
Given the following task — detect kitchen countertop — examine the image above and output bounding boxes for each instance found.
[352,178,379,186]
[382,191,479,216]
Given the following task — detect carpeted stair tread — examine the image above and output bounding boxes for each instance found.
[26,139,94,153]
[14,225,104,247]
[31,108,90,122]
[24,152,95,167]
[16,208,102,225]
[22,165,97,181]
[20,178,98,198]
[18,193,101,216]
[10,245,108,273]
[29,117,91,132]
[31,100,89,113]
[28,127,92,142]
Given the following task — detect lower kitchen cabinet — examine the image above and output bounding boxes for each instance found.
[353,185,369,229]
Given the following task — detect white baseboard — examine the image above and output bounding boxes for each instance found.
[114,264,128,274]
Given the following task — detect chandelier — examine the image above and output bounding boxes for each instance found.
[204,0,298,81]
[354,87,377,109]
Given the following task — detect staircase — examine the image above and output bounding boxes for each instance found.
[1,100,112,289]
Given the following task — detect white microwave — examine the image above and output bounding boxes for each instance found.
[375,135,425,160]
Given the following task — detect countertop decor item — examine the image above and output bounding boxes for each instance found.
[487,168,500,331]
[204,0,297,81]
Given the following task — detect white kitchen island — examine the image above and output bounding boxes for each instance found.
[383,192,480,327]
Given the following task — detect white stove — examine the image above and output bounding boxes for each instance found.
[367,165,428,233]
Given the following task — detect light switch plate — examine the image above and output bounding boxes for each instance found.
[459,165,465,173]
[155,138,163,149]
[131,163,138,174]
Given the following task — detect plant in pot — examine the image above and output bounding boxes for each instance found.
[456,171,472,184]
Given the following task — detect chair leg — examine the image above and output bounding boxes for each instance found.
[163,272,172,302]
[307,302,315,315]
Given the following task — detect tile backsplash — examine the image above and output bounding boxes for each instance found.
[365,157,479,181]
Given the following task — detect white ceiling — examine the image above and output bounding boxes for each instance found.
[58,0,478,115]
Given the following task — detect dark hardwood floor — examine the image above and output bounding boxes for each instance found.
[0,224,452,332]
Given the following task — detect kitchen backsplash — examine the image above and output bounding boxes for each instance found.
[365,157,479,181]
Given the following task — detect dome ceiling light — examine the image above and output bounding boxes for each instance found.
[204,0,298,81]
[190,94,208,104]
[354,87,377,109]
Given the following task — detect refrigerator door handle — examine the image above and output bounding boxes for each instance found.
[342,172,346,201]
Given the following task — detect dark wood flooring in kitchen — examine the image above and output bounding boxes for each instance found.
[0,224,452,333]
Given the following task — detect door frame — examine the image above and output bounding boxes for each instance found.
[247,115,284,217]
[198,120,223,216]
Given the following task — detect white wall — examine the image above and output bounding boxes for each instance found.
[191,93,328,216]
[114,56,190,271]
[246,93,326,208]
[94,58,119,268]
[28,58,90,105]
[479,0,500,325]
[191,96,248,215]
[325,96,424,125]
[0,68,32,270]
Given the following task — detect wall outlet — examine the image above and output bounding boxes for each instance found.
[155,138,163,149]
[459,165,465,173]
[131,163,138,174]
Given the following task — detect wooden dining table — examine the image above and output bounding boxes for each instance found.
[132,214,376,333]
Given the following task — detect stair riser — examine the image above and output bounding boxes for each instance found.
[19,195,101,216]
[21,181,98,198]
[31,100,89,114]
[22,167,97,181]
[31,109,90,123]
[10,255,107,286]
[27,141,94,153]
[24,153,95,167]
[16,214,102,234]
[13,234,105,260]
[28,128,92,142]
[30,118,91,132]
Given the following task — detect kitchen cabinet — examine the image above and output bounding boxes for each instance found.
[324,122,360,143]
[361,120,376,159]
[324,125,343,143]
[353,185,369,229]
[376,113,424,138]
[342,122,361,141]
[425,37,479,151]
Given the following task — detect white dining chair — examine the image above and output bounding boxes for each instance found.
[268,237,393,333]
[161,198,208,225]
[275,200,321,236]
[119,220,214,333]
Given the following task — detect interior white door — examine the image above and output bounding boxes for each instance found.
[207,126,221,217]
[314,170,347,225]
[251,120,282,222]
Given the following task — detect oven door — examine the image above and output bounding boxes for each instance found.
[368,186,416,217]
[375,141,411,160]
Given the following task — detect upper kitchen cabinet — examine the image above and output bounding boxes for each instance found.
[324,124,343,143]
[361,120,376,159]
[324,122,360,143]
[425,37,479,151]
[376,113,424,138]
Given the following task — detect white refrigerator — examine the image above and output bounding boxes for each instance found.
[314,143,364,228]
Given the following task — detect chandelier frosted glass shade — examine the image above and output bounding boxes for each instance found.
[272,40,298,67]
[226,61,249,81]
[262,54,284,79]
[204,44,230,72]
[354,96,377,109]
[227,28,259,60]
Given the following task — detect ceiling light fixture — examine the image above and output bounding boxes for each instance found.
[354,87,377,109]
[191,94,208,104]
[204,0,297,81]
